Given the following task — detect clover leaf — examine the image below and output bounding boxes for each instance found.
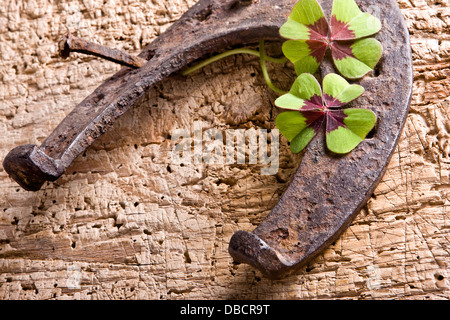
[280,0,382,79]
[275,73,376,154]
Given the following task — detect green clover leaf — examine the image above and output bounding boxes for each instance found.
[275,73,376,154]
[280,0,382,79]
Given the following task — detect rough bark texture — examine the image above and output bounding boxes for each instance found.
[0,0,448,300]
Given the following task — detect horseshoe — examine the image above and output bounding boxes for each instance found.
[2,0,412,279]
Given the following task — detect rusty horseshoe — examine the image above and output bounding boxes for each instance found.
[3,0,412,279]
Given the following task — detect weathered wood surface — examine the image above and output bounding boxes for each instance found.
[0,0,448,300]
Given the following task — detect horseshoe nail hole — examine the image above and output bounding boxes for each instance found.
[144,49,156,61]
[366,128,376,139]
[195,5,212,22]
[228,0,253,10]
[366,123,378,140]
[372,58,384,77]
[373,66,381,77]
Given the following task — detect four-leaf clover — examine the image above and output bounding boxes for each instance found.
[183,0,383,156]
[280,0,382,79]
[275,73,376,154]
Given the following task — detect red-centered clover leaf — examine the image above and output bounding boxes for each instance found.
[280,0,382,79]
[275,73,376,154]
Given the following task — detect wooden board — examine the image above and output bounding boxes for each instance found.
[0,0,448,299]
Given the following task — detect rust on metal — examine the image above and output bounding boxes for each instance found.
[58,32,148,69]
[3,0,412,279]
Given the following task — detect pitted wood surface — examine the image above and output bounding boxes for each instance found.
[0,0,448,299]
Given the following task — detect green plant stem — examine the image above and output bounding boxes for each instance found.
[181,48,287,76]
[259,40,288,95]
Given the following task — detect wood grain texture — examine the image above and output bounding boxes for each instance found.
[0,0,448,300]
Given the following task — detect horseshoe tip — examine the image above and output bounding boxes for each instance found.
[228,230,293,280]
